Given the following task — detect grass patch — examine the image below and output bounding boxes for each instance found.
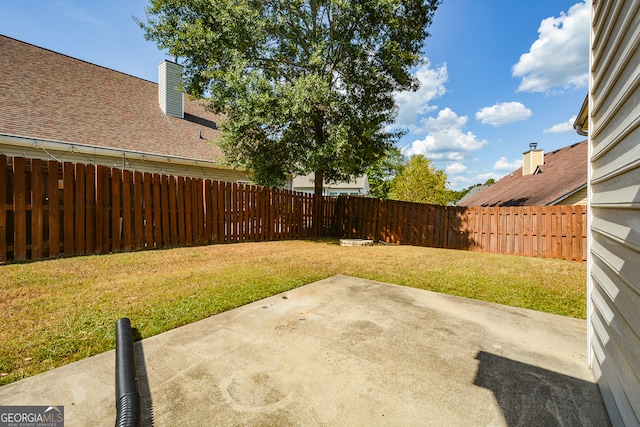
[0,239,586,386]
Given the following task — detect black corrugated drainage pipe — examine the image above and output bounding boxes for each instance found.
[115,318,141,427]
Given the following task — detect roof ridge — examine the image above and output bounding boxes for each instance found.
[0,33,159,85]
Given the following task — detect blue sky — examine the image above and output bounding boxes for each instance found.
[1,1,589,190]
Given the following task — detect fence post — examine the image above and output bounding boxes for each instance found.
[0,155,6,262]
[13,157,27,261]
[31,159,44,260]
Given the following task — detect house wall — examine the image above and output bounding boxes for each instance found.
[589,1,640,425]
[294,186,365,196]
[554,187,587,206]
[0,137,251,183]
[292,173,369,196]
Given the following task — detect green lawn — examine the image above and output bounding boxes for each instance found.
[0,239,586,386]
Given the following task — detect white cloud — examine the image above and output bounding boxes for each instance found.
[449,172,502,190]
[475,102,532,126]
[394,60,448,130]
[544,115,577,133]
[406,108,487,161]
[449,175,473,187]
[475,172,502,182]
[493,157,523,171]
[445,162,467,175]
[513,1,589,93]
[57,1,108,27]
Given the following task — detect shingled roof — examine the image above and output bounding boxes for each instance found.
[457,140,588,207]
[0,34,225,163]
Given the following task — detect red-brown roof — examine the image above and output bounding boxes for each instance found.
[457,140,588,206]
[0,35,225,162]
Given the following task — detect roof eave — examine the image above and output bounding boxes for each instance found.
[573,94,589,136]
[548,183,587,206]
[0,133,245,172]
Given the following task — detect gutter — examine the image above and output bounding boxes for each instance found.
[0,132,245,172]
[573,94,589,136]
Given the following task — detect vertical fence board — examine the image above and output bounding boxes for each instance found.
[266,187,273,241]
[160,175,170,248]
[101,166,112,253]
[111,168,122,252]
[225,181,232,242]
[240,184,248,241]
[236,183,242,241]
[254,186,261,240]
[62,162,75,257]
[142,172,153,249]
[562,206,572,261]
[538,206,546,257]
[13,157,27,261]
[215,181,224,243]
[122,170,133,252]
[47,161,60,258]
[0,156,6,262]
[578,208,586,261]
[176,176,186,246]
[132,171,144,250]
[184,178,193,245]
[74,163,86,255]
[169,176,179,246]
[251,186,258,240]
[85,165,96,254]
[31,159,44,259]
[257,186,265,241]
[152,174,162,248]
[204,179,213,243]
[222,182,230,242]
[95,166,105,253]
[194,178,203,244]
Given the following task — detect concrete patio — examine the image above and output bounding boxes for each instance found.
[0,275,610,426]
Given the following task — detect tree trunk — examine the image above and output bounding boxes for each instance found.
[314,169,324,198]
[312,112,325,236]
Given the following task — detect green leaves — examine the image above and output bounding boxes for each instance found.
[388,154,455,205]
[141,0,440,191]
[366,146,406,199]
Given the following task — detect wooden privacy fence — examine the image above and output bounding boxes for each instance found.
[336,196,587,261]
[1,155,586,263]
[0,155,336,262]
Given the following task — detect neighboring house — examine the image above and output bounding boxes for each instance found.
[457,140,587,207]
[454,184,489,206]
[292,173,369,196]
[583,2,640,425]
[0,35,250,182]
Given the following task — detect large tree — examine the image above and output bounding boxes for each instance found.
[141,0,440,196]
[388,154,453,205]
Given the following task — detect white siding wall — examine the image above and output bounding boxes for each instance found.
[589,1,640,425]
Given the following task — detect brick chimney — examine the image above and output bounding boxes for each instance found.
[158,60,184,118]
[523,142,544,175]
